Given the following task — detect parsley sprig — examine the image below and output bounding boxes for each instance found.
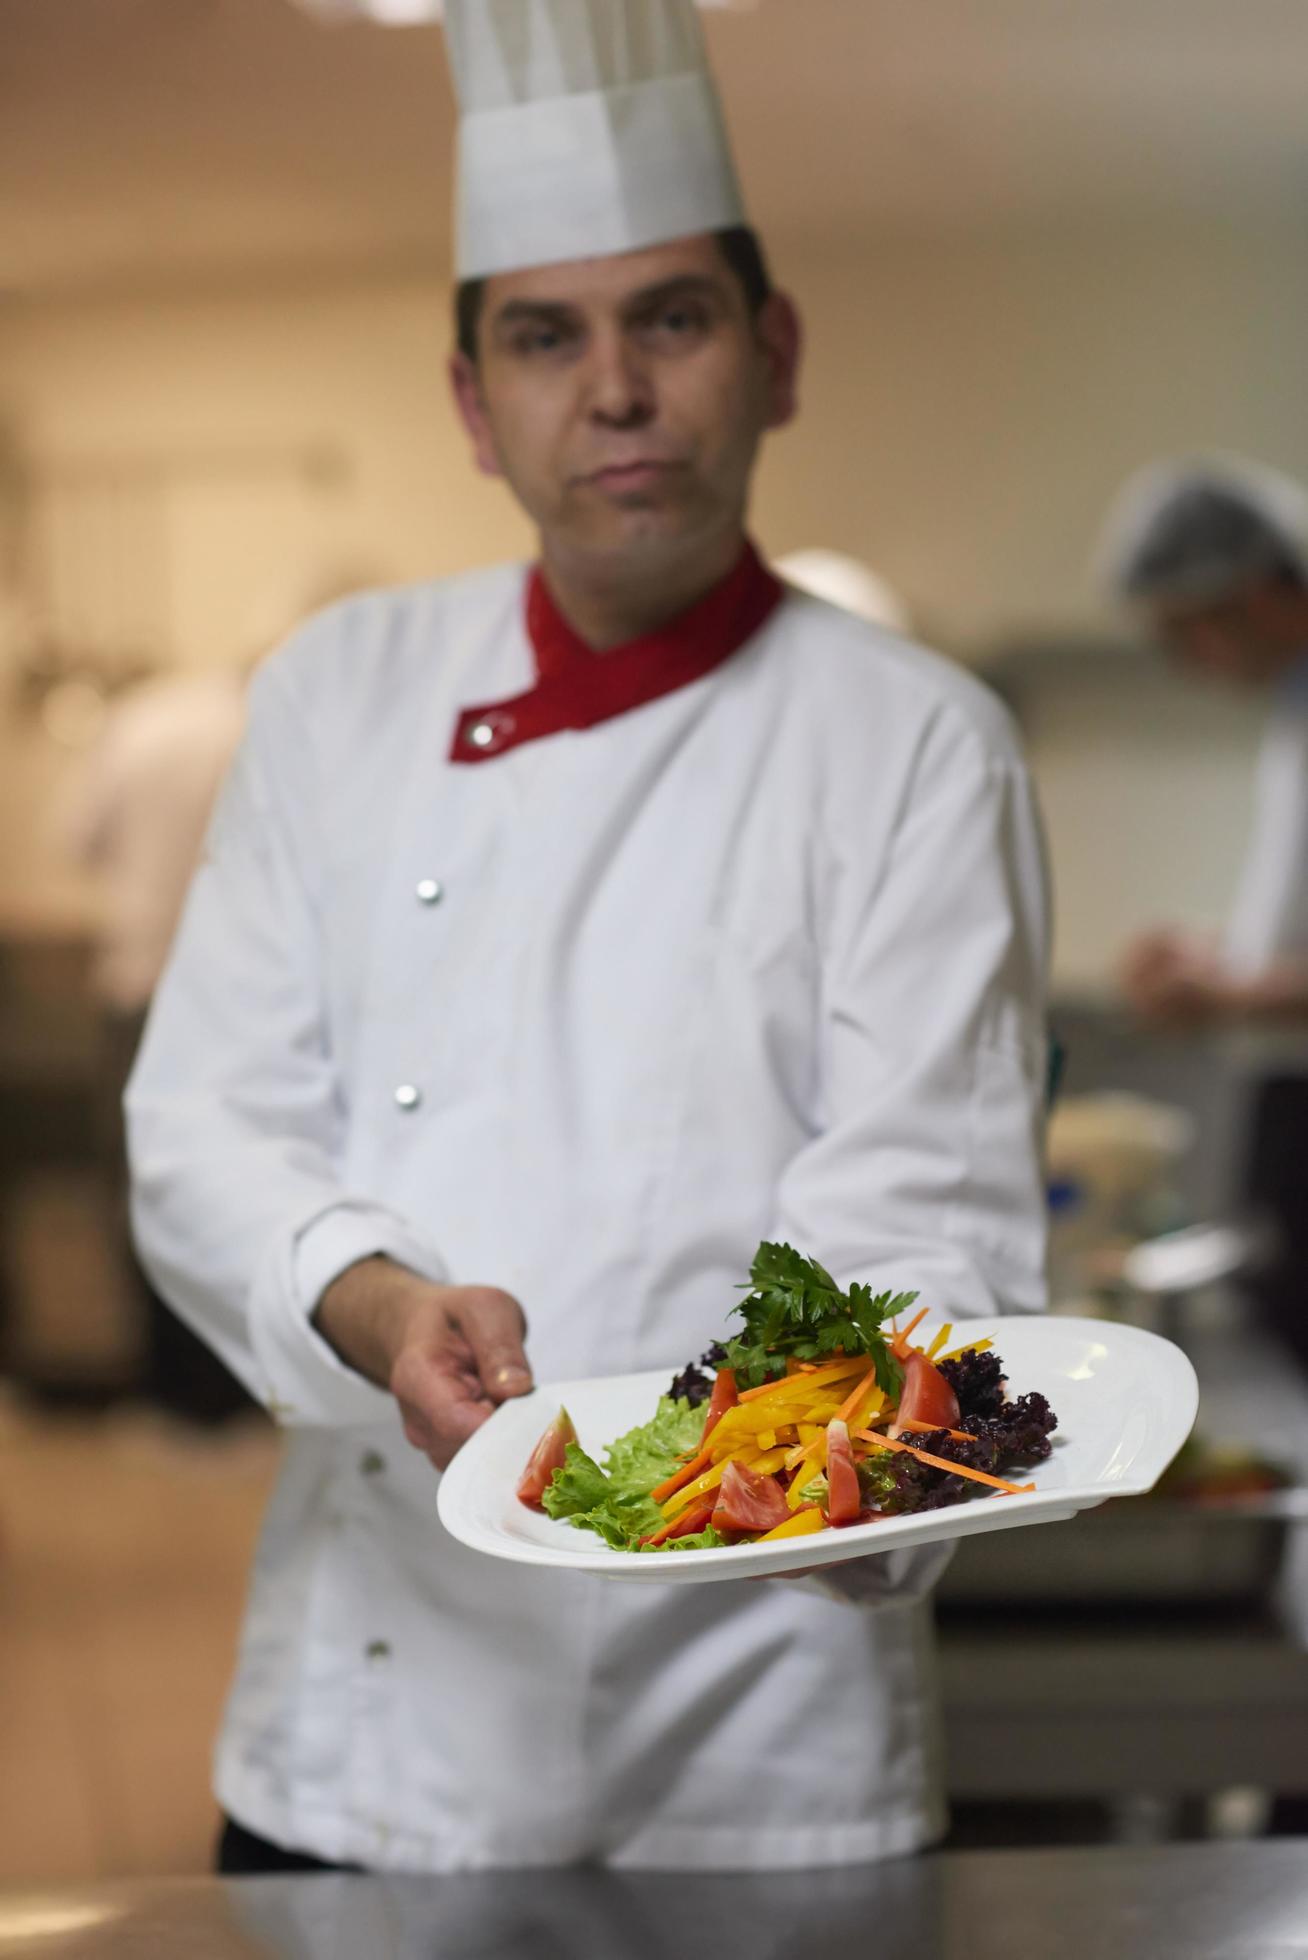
[721,1241,914,1396]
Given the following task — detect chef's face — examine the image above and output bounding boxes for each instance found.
[1150,573,1308,686]
[449,234,800,578]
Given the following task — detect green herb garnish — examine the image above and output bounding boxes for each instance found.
[721,1240,912,1397]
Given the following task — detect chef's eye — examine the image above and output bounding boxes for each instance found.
[639,300,712,348]
[505,319,578,358]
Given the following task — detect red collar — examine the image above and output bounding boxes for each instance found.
[450,542,784,764]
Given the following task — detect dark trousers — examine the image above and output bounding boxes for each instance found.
[1243,1073,1308,1375]
[217,1815,360,1875]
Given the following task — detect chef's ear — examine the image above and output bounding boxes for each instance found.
[449,352,505,481]
[756,291,802,433]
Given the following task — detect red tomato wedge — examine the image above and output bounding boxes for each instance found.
[896,1352,961,1433]
[711,1459,789,1535]
[515,1409,577,1509]
[825,1418,862,1526]
[699,1368,739,1447]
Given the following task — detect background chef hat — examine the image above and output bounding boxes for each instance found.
[777,549,912,634]
[1097,454,1308,609]
[443,0,748,279]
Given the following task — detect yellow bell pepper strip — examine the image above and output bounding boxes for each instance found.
[925,1322,953,1362]
[736,1355,867,1405]
[856,1430,1035,1496]
[755,1505,826,1542]
[935,1335,994,1362]
[660,1446,791,1522]
[648,1444,715,1507]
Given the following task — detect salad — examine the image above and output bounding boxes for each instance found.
[516,1243,1058,1554]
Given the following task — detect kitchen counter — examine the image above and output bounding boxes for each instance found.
[2,1841,1306,1957]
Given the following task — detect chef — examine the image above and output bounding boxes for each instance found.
[1099,457,1308,1370]
[127,0,1050,1874]
[1100,457,1308,1031]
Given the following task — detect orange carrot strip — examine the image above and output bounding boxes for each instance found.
[641,1497,717,1549]
[831,1364,880,1430]
[890,1307,931,1358]
[649,1445,715,1506]
[901,1419,979,1444]
[855,1431,1035,1496]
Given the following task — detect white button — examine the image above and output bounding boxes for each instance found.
[394,1084,422,1111]
[415,879,443,906]
[466,711,516,751]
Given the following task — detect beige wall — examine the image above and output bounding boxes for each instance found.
[1,214,1303,975]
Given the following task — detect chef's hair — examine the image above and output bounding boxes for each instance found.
[1099,457,1308,609]
[454,226,774,365]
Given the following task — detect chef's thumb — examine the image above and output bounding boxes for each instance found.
[461,1288,534,1402]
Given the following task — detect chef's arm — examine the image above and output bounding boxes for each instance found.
[127,650,476,1431]
[1215,956,1308,1025]
[1123,931,1308,1027]
[772,692,1050,1605]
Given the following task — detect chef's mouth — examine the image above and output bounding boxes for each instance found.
[580,460,687,490]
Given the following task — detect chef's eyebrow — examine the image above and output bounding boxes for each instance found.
[489,299,583,343]
[489,274,728,345]
[619,273,727,321]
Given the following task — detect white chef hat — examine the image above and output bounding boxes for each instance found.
[777,549,912,634]
[1097,454,1308,609]
[442,0,748,280]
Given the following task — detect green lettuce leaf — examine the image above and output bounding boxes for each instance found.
[540,1398,706,1553]
[644,1525,728,1554]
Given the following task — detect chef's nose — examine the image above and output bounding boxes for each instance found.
[584,325,656,429]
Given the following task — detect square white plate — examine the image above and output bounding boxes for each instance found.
[436,1315,1199,1583]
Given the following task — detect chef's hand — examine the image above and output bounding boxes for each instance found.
[314,1256,533,1469]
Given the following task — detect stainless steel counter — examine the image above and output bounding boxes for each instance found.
[2,1843,1306,1959]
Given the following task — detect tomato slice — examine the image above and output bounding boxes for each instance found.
[825,1418,861,1526]
[699,1367,739,1447]
[711,1459,790,1535]
[515,1409,577,1509]
[895,1352,961,1433]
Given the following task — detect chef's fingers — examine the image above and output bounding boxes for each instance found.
[397,1371,496,1471]
[453,1286,534,1402]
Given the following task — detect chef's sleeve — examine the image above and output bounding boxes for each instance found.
[774,690,1050,1323]
[773,691,1050,1608]
[125,657,448,1427]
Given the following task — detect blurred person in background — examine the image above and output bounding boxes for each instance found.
[776,547,913,634]
[1099,456,1308,1365]
[126,0,1048,1876]
[63,566,374,1423]
[62,660,252,1425]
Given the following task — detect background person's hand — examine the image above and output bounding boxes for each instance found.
[1120,927,1226,1027]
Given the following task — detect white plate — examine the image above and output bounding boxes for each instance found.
[436,1316,1199,1583]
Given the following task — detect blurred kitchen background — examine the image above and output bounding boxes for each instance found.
[2,0,1307,1885]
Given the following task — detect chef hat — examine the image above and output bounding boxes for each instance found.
[443,0,748,279]
[777,549,912,634]
[1097,455,1308,609]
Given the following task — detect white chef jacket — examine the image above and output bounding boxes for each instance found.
[1226,657,1308,980]
[127,564,1050,1872]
